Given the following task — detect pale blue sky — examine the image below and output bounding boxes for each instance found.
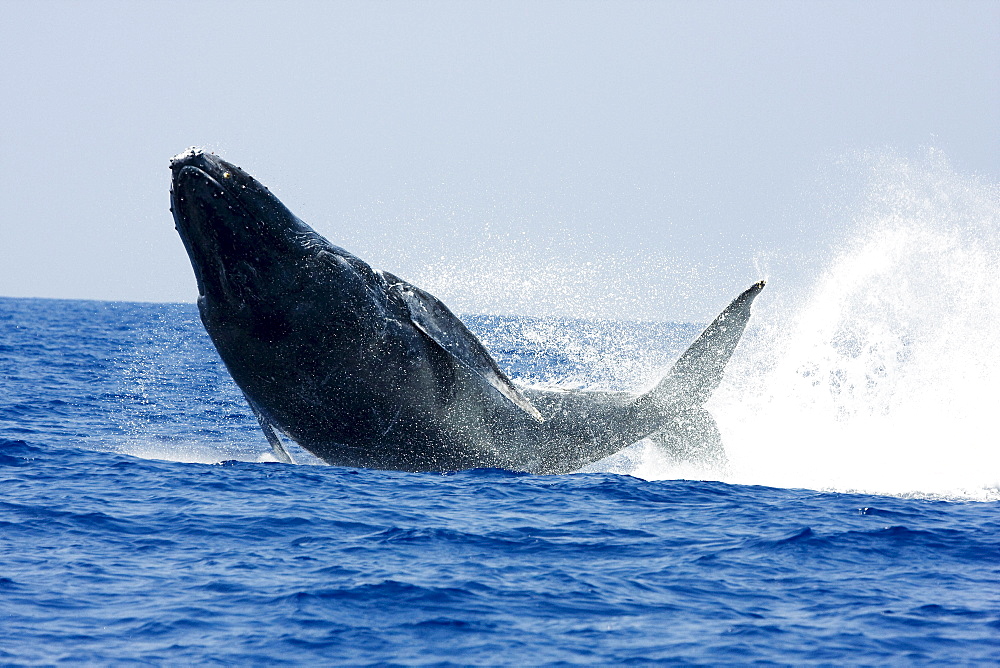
[1,1,996,320]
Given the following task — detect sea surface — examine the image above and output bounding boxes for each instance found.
[2,295,999,665]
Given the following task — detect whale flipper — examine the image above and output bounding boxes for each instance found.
[245,395,296,464]
[386,275,544,422]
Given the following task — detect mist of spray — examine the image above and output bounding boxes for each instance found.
[677,149,1000,499]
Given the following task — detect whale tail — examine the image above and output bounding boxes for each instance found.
[641,281,764,410]
[531,282,764,474]
[632,281,765,467]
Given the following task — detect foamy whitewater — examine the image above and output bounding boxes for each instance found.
[720,151,1000,498]
[565,150,1000,500]
[3,151,999,663]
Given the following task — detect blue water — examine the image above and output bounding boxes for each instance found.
[2,296,999,664]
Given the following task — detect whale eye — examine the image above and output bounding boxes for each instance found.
[223,172,231,178]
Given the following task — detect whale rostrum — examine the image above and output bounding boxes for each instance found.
[169,149,763,473]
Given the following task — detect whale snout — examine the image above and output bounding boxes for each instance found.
[169,147,234,181]
[170,146,204,166]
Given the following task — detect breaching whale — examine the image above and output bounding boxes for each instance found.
[169,149,763,473]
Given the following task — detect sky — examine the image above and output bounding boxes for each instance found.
[0,0,997,320]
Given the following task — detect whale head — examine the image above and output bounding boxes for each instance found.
[169,148,388,349]
[169,148,320,304]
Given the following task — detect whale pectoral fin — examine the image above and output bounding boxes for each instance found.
[258,417,296,465]
[391,282,544,423]
[245,395,296,464]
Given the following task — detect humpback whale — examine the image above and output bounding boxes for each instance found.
[169,149,763,473]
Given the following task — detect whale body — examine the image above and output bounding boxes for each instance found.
[169,149,763,473]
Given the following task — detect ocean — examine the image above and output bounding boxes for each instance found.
[4,151,1000,664]
[2,289,999,665]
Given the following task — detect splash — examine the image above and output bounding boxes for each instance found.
[588,150,1000,499]
[697,150,1000,499]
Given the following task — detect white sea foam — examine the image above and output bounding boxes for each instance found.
[607,150,1000,500]
[114,439,257,465]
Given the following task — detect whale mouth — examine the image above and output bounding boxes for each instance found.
[170,153,240,241]
[170,150,266,300]
[172,167,233,238]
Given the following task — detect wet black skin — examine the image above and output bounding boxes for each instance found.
[170,149,763,473]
